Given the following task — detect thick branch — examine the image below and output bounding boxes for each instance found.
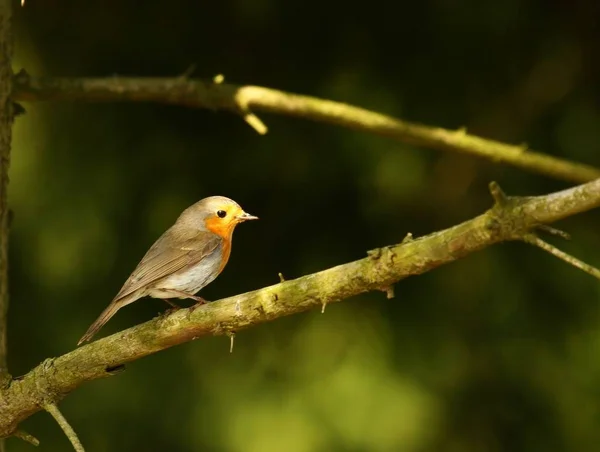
[0,2,13,449]
[0,0,13,388]
[12,73,600,184]
[0,177,598,436]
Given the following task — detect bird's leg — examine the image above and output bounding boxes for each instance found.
[162,298,183,316]
[164,299,182,309]
[189,296,209,313]
[160,289,208,306]
[191,295,208,305]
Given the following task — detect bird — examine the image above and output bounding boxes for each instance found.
[77,196,258,345]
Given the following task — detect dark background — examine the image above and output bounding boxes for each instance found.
[6,0,600,450]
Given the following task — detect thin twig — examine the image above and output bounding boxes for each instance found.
[489,181,509,206]
[226,331,235,353]
[537,225,571,240]
[242,111,268,135]
[44,403,85,452]
[524,235,600,280]
[13,430,39,446]
[12,73,600,183]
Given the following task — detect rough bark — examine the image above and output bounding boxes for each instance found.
[0,178,599,437]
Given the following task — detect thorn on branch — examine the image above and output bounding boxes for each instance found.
[402,233,414,244]
[278,272,285,283]
[321,301,327,313]
[12,430,39,446]
[489,181,508,206]
[242,111,268,135]
[523,234,600,280]
[380,285,395,299]
[234,91,268,135]
[213,74,225,84]
[226,331,235,353]
[41,357,56,371]
[214,322,237,352]
[44,403,86,452]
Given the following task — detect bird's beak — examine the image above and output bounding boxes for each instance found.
[237,211,259,222]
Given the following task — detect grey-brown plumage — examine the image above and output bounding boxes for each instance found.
[78,196,257,345]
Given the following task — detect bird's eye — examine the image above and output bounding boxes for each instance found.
[217,210,227,218]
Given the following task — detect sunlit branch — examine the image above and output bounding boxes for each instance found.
[0,177,599,437]
[12,72,600,184]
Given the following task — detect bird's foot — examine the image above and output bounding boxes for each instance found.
[191,295,208,305]
[161,298,183,316]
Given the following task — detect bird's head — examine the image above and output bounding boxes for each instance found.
[178,196,258,238]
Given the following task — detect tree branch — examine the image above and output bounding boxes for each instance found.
[0,0,13,389]
[12,429,39,447]
[0,2,13,449]
[12,72,600,184]
[524,235,600,279]
[0,177,598,437]
[44,403,85,452]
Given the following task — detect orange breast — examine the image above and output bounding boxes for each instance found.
[218,239,232,273]
[205,217,235,273]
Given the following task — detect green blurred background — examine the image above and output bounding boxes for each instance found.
[5,0,600,450]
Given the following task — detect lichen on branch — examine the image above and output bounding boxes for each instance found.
[0,177,599,437]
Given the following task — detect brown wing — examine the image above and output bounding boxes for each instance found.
[113,227,221,302]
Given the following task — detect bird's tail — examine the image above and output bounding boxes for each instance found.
[77,296,133,345]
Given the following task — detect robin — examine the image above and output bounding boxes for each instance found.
[78,196,258,345]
